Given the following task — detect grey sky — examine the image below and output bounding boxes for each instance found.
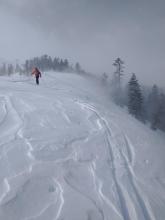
[0,0,165,86]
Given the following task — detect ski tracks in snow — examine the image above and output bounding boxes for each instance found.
[0,76,158,220]
[0,94,66,220]
[76,101,156,220]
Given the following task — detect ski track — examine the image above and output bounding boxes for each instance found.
[76,101,155,220]
[0,178,10,204]
[0,98,8,128]
[0,92,92,219]
[123,135,135,166]
[120,151,156,220]
[89,161,123,220]
[0,94,64,219]
[53,178,65,220]
[0,75,160,220]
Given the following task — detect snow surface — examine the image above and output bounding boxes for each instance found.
[0,72,165,220]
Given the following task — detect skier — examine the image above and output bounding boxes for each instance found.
[31,67,42,85]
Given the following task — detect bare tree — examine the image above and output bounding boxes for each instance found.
[111,58,125,105]
[113,57,124,85]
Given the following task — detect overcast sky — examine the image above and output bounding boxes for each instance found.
[0,0,165,86]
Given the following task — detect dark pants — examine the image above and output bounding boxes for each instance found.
[36,76,39,85]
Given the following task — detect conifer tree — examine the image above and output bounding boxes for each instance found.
[157,93,165,131]
[1,63,7,75]
[112,58,124,105]
[7,64,14,75]
[113,58,124,84]
[147,85,160,129]
[128,73,143,120]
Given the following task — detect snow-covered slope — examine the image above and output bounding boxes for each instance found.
[0,72,165,220]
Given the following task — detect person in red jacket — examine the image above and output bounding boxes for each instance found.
[32,67,42,85]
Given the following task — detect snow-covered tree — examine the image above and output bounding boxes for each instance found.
[128,73,143,120]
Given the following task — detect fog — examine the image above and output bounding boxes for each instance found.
[0,0,165,86]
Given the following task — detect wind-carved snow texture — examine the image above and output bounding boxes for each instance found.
[76,101,156,220]
[0,73,164,220]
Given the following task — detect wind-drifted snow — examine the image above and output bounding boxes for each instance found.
[0,72,165,220]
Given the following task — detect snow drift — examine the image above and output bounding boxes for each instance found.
[0,72,165,220]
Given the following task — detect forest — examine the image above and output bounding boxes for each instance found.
[102,58,165,132]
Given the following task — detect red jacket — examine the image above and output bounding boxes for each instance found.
[32,68,41,77]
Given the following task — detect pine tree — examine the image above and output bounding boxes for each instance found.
[64,59,69,70]
[1,63,7,75]
[157,93,165,131]
[113,58,124,84]
[7,64,14,75]
[111,58,124,105]
[128,73,143,120]
[24,60,30,74]
[21,55,81,74]
[59,59,64,71]
[147,85,160,130]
